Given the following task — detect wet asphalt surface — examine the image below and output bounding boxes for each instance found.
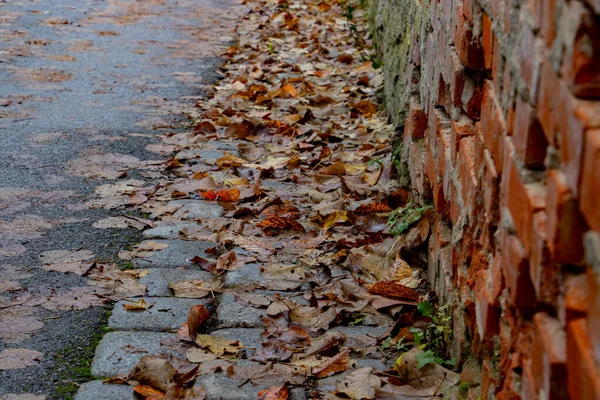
[0,0,236,397]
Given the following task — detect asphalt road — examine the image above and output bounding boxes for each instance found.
[0,0,235,397]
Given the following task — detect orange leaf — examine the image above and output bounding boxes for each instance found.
[353,203,391,215]
[311,348,350,378]
[281,83,297,98]
[201,188,240,202]
[366,282,420,301]
[354,100,377,117]
[133,385,164,400]
[258,383,289,400]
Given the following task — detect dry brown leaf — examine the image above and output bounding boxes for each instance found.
[39,249,95,275]
[311,348,350,378]
[258,383,289,400]
[195,335,243,356]
[366,282,420,301]
[188,305,210,340]
[123,298,153,311]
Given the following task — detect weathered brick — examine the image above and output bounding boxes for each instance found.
[482,12,493,70]
[566,319,600,399]
[405,100,428,139]
[586,231,600,368]
[519,23,542,100]
[475,269,500,340]
[502,231,536,309]
[546,170,587,264]
[540,0,558,46]
[513,97,547,168]
[560,4,600,98]
[565,273,588,322]
[580,129,600,231]
[502,138,547,255]
[454,2,484,69]
[531,312,568,399]
[537,59,561,144]
[481,80,506,173]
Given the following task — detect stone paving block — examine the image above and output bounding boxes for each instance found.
[170,199,223,220]
[91,331,175,378]
[139,268,214,297]
[109,297,207,331]
[209,328,263,356]
[74,380,134,400]
[223,263,263,287]
[194,374,307,400]
[134,240,216,269]
[142,221,204,239]
[217,293,264,328]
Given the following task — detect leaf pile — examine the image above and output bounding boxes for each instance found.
[89,0,460,397]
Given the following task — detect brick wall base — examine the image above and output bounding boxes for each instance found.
[368,0,600,397]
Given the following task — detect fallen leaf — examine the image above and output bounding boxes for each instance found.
[258,383,289,400]
[195,335,243,356]
[188,305,210,340]
[335,367,381,399]
[311,348,350,378]
[0,348,43,370]
[366,282,420,301]
[123,299,153,311]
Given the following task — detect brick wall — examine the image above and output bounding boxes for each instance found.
[369,0,600,397]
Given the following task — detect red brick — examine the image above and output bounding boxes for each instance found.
[581,129,600,231]
[482,149,500,227]
[560,5,600,98]
[450,113,475,163]
[588,235,600,367]
[457,136,478,219]
[481,80,506,173]
[482,12,493,70]
[555,84,600,197]
[566,319,600,399]
[502,138,547,255]
[454,2,484,69]
[490,251,504,304]
[519,23,541,99]
[529,211,551,300]
[532,312,568,399]
[537,59,560,144]
[526,0,542,28]
[408,139,431,197]
[565,273,588,322]
[481,360,499,399]
[475,269,500,339]
[405,100,428,139]
[463,0,473,22]
[436,132,451,187]
[513,96,547,168]
[546,170,587,263]
[521,359,537,400]
[502,232,536,308]
[491,37,504,98]
[540,0,557,46]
